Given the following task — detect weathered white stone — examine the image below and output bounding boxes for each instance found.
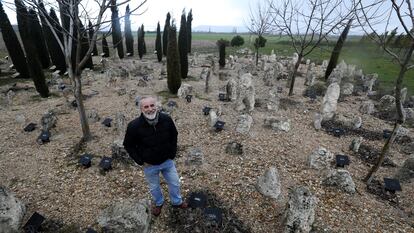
[350,137,363,153]
[236,114,253,134]
[87,109,100,123]
[314,113,323,130]
[322,169,356,194]
[256,167,281,199]
[226,78,238,101]
[185,148,204,166]
[0,187,26,233]
[395,157,414,182]
[209,110,218,127]
[341,82,354,96]
[321,83,340,120]
[177,84,193,98]
[377,95,396,112]
[235,73,255,112]
[359,101,375,115]
[283,186,318,233]
[41,110,57,131]
[264,117,291,132]
[308,147,334,170]
[97,199,151,233]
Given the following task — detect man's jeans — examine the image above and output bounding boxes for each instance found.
[143,159,183,207]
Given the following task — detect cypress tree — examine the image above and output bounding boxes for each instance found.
[102,35,110,57]
[155,22,162,62]
[167,23,181,94]
[142,25,146,54]
[162,12,171,56]
[15,0,49,97]
[124,5,133,56]
[111,0,124,59]
[0,1,30,78]
[325,19,353,80]
[186,9,193,54]
[178,10,188,79]
[88,21,98,56]
[137,26,144,59]
[39,4,66,73]
[28,9,50,69]
[217,39,229,68]
[79,21,93,70]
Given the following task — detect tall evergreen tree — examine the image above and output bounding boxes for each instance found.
[39,3,66,73]
[178,10,188,79]
[111,0,124,59]
[217,39,229,68]
[102,35,110,57]
[28,9,50,69]
[59,1,93,71]
[0,1,30,78]
[155,22,162,62]
[325,19,353,80]
[141,25,146,54]
[88,21,98,56]
[167,23,181,94]
[137,26,144,59]
[15,0,49,97]
[186,9,193,54]
[79,21,94,69]
[162,12,171,56]
[124,5,134,56]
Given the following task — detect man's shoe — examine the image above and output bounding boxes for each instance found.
[152,205,163,217]
[172,202,188,209]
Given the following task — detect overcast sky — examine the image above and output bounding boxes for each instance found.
[1,0,403,34]
[3,0,252,32]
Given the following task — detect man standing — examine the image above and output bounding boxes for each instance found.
[123,96,187,216]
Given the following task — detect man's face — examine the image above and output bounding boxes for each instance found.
[140,97,157,119]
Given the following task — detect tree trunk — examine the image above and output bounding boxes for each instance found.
[255,48,259,66]
[325,19,352,80]
[288,55,302,96]
[73,73,92,140]
[364,42,414,183]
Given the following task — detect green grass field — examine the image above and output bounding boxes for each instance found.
[184,32,414,95]
[0,31,412,95]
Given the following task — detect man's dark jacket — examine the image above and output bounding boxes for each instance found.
[123,113,178,165]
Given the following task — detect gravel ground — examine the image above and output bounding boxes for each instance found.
[0,53,413,233]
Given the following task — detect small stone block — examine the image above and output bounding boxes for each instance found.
[79,154,92,168]
[186,94,193,103]
[218,93,227,101]
[99,157,113,171]
[202,106,211,115]
[214,121,225,132]
[335,154,350,167]
[204,208,223,226]
[23,212,45,233]
[38,131,50,143]
[188,192,207,209]
[383,129,392,139]
[102,118,112,127]
[167,100,177,107]
[24,123,37,132]
[332,128,345,137]
[383,178,402,193]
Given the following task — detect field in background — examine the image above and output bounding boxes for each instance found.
[1,31,413,94]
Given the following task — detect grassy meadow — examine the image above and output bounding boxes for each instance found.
[0,31,412,95]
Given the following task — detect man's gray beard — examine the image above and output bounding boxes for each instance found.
[143,111,157,120]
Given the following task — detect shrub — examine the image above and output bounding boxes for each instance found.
[231,35,244,47]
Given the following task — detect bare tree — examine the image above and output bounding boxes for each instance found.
[354,0,414,183]
[268,0,354,96]
[246,0,272,66]
[14,0,147,140]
